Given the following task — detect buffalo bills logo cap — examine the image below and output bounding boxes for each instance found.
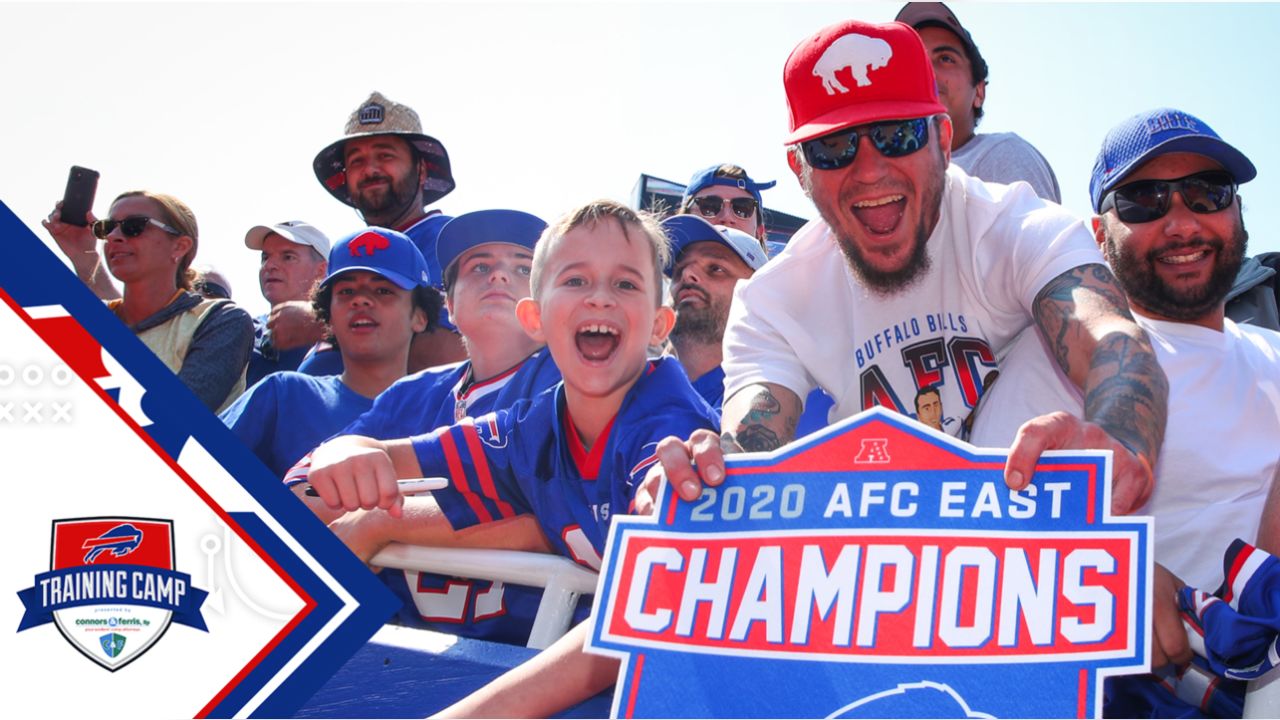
[322,226,430,290]
[783,20,946,145]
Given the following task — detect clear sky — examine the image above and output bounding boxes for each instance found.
[3,1,1276,317]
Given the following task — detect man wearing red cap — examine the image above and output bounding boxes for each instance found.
[435,20,1172,719]
[653,20,1167,522]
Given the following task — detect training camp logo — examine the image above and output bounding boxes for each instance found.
[17,517,208,671]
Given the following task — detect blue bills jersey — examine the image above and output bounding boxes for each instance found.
[324,350,562,644]
[414,357,719,567]
[1104,540,1280,718]
[342,348,560,440]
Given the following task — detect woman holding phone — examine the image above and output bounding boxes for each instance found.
[44,190,254,412]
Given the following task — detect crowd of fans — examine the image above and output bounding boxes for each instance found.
[43,4,1280,718]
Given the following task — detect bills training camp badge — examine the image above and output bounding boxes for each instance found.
[18,517,208,671]
[588,407,1153,718]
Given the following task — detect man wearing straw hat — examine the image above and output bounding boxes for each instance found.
[301,92,466,369]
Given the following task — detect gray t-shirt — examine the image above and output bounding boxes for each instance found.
[951,132,1061,203]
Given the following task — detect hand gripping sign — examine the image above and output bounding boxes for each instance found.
[587,407,1152,718]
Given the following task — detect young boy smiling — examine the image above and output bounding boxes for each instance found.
[301,199,717,568]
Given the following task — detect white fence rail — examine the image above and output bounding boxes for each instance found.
[371,543,599,650]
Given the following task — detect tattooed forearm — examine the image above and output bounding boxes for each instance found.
[1083,332,1168,464]
[725,386,799,453]
[1034,264,1135,384]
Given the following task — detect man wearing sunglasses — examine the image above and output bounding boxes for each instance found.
[895,2,1060,203]
[678,164,775,249]
[969,109,1280,715]
[648,19,1167,525]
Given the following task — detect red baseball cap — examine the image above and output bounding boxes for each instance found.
[783,20,946,145]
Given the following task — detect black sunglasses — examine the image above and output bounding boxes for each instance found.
[92,215,182,240]
[687,195,758,220]
[801,117,931,171]
[1100,171,1237,224]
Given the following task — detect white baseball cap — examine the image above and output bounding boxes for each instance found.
[244,220,332,256]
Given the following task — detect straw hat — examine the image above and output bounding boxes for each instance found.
[313,92,455,208]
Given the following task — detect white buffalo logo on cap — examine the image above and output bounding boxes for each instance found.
[812,33,893,95]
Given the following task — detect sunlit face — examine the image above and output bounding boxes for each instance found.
[1098,152,1246,326]
[100,196,190,286]
[686,186,762,240]
[669,241,754,346]
[918,26,984,146]
[327,270,427,364]
[342,136,423,222]
[517,220,673,410]
[258,233,326,305]
[446,242,534,339]
[791,116,951,295]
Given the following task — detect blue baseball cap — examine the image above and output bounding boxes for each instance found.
[435,210,547,283]
[662,215,768,277]
[1090,108,1256,212]
[682,164,777,207]
[322,227,430,290]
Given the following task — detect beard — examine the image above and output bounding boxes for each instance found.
[670,291,730,346]
[799,146,944,296]
[1103,221,1248,322]
[351,167,420,223]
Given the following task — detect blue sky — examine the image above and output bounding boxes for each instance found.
[3,1,1275,316]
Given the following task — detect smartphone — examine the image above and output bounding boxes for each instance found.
[60,165,99,227]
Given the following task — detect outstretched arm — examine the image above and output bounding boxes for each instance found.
[642,382,803,510]
[328,498,553,565]
[1015,263,1168,514]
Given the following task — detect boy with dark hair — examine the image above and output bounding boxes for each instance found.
[220,227,431,478]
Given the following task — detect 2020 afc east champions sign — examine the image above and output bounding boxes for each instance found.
[588,407,1152,718]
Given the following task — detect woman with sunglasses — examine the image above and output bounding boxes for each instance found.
[44,191,254,413]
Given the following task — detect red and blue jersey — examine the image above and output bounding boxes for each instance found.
[1105,540,1280,718]
[321,349,562,644]
[413,357,719,569]
[340,348,560,440]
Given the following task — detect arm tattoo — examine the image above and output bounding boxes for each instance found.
[1033,264,1133,376]
[1034,264,1167,463]
[727,388,797,453]
[1083,333,1167,462]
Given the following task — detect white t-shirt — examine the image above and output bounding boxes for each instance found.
[970,314,1280,589]
[723,165,1102,437]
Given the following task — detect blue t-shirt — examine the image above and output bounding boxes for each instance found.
[414,357,719,562]
[296,343,344,377]
[690,365,726,416]
[220,372,372,479]
[246,314,312,387]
